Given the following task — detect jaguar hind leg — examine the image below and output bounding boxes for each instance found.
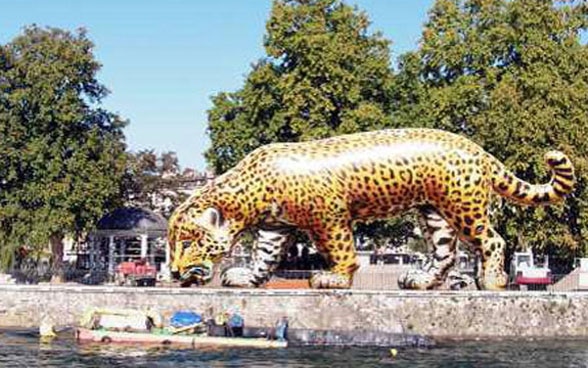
[309,222,358,289]
[465,226,508,290]
[398,206,458,290]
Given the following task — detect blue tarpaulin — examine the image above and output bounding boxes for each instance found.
[170,311,202,327]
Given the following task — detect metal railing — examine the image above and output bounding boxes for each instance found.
[3,262,586,292]
[268,269,585,292]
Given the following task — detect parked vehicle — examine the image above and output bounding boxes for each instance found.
[509,251,552,290]
[575,258,588,290]
[114,259,157,287]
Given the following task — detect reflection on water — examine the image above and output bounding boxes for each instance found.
[1,330,588,367]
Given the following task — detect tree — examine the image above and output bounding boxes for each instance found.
[123,150,187,217]
[206,0,395,173]
[204,0,411,250]
[0,26,128,278]
[393,0,588,261]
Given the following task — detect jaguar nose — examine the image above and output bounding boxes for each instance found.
[179,262,214,285]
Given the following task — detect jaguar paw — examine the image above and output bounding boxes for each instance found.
[309,271,352,289]
[221,267,258,288]
[475,271,508,291]
[397,269,441,290]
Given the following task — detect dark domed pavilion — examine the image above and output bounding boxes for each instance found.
[89,207,170,279]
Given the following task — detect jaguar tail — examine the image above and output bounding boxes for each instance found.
[489,151,575,205]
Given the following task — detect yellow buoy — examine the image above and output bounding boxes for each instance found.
[39,317,57,339]
[389,348,398,357]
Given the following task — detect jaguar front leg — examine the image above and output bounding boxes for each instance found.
[309,223,359,289]
[221,228,293,287]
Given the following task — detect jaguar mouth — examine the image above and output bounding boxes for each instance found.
[180,263,214,285]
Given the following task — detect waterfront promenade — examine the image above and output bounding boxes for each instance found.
[0,285,587,338]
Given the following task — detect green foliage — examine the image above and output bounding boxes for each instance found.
[354,216,418,249]
[205,0,399,247]
[124,150,178,202]
[123,150,190,218]
[393,0,588,259]
[0,26,127,271]
[206,0,395,173]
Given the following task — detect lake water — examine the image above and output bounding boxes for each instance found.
[2,330,588,367]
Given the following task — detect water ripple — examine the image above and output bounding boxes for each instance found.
[1,330,587,367]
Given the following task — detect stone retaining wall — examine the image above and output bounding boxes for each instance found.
[0,285,587,338]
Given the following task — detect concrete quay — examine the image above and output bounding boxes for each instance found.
[0,285,586,339]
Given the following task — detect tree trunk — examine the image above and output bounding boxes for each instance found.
[50,233,65,283]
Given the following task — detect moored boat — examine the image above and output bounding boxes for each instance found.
[75,327,288,348]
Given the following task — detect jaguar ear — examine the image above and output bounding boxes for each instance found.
[197,207,225,230]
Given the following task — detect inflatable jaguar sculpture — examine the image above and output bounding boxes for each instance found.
[168,129,574,290]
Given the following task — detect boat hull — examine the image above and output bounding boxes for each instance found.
[75,328,287,349]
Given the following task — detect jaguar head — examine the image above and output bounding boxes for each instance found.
[168,207,231,286]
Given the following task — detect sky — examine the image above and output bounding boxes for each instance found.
[0,0,434,171]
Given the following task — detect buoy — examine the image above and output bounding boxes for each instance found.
[39,316,57,339]
[389,348,398,357]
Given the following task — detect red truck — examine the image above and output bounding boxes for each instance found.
[115,260,157,287]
